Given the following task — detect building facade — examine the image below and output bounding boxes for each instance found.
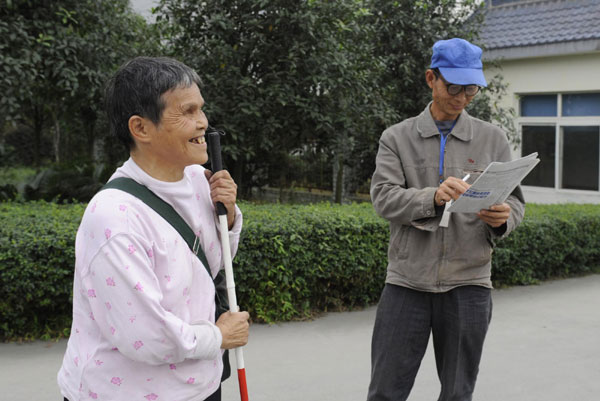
[479,0,600,203]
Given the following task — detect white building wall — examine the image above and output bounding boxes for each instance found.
[486,53,600,110]
[485,52,600,204]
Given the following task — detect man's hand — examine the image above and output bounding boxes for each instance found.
[434,176,470,206]
[205,169,237,229]
[477,203,511,228]
[216,311,250,349]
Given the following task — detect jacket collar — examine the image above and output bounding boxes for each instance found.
[416,101,473,142]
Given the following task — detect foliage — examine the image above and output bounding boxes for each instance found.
[156,0,396,199]
[2,201,600,340]
[0,201,86,340]
[492,204,600,285]
[467,67,519,148]
[366,0,482,121]
[235,202,388,322]
[0,163,112,202]
[0,124,50,167]
[0,166,36,201]
[155,0,505,201]
[1,0,516,203]
[0,0,161,166]
[0,166,37,186]
[341,0,484,192]
[22,162,112,203]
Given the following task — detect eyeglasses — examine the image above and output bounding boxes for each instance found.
[432,70,481,97]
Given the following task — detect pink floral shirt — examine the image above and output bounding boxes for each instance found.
[58,159,242,401]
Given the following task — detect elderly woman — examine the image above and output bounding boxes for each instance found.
[58,57,249,401]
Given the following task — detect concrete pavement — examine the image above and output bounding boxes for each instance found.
[2,274,599,400]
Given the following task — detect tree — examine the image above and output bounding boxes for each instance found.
[340,0,483,194]
[157,0,515,202]
[466,69,519,149]
[314,3,399,203]
[325,0,517,199]
[0,0,162,167]
[156,0,396,199]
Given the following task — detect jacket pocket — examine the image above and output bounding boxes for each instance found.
[390,224,410,260]
[446,215,491,264]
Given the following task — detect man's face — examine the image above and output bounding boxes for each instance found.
[426,69,476,121]
[146,83,209,173]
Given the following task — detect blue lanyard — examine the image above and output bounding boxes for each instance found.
[438,119,458,184]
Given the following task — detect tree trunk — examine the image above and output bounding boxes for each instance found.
[52,111,60,164]
[233,158,244,198]
[33,104,44,168]
[92,130,105,165]
[88,119,101,164]
[82,107,98,162]
[334,154,343,204]
[277,152,289,203]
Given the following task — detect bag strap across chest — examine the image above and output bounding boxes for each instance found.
[101,177,211,276]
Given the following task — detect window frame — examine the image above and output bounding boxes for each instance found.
[518,92,600,193]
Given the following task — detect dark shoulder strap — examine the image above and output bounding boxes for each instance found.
[101,177,211,276]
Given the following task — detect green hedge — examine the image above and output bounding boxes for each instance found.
[492,204,600,284]
[1,201,600,340]
[235,203,388,323]
[0,202,86,341]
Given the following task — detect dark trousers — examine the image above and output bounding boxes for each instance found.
[64,386,221,401]
[367,283,492,401]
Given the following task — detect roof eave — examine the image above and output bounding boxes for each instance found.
[483,39,600,61]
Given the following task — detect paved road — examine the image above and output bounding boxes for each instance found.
[2,275,599,400]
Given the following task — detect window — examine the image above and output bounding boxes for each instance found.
[561,126,599,191]
[563,94,600,117]
[519,93,600,191]
[521,126,555,188]
[521,95,557,117]
[491,0,522,6]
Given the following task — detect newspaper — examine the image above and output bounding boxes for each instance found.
[446,152,540,213]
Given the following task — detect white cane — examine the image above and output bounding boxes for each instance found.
[206,129,249,401]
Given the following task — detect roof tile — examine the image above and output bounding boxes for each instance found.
[479,0,600,49]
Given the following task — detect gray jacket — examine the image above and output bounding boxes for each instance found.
[370,103,525,292]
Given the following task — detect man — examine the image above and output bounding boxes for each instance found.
[367,38,525,401]
[57,57,249,401]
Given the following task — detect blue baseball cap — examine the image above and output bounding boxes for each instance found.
[430,38,487,87]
